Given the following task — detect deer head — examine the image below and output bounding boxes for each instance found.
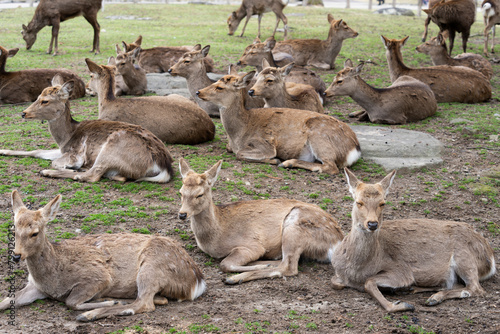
[327,15,358,41]
[168,45,209,77]
[237,37,276,67]
[324,59,364,98]
[248,60,293,98]
[196,72,255,107]
[21,24,37,50]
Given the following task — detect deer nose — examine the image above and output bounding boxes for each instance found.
[21,112,26,118]
[178,212,187,220]
[167,68,172,74]
[12,254,21,263]
[367,221,378,231]
[195,91,200,96]
[236,61,241,66]
[248,89,255,97]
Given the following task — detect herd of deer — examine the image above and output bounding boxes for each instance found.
[0,0,497,323]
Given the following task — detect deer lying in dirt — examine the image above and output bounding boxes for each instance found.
[197,72,361,174]
[0,45,85,104]
[113,44,147,95]
[324,60,437,124]
[0,191,205,321]
[85,58,215,145]
[122,36,214,73]
[416,33,493,79]
[382,36,491,103]
[272,14,358,70]
[227,0,288,38]
[331,169,496,312]
[423,0,475,55]
[482,0,500,55]
[178,158,343,284]
[0,75,173,183]
[249,60,325,113]
[22,0,102,55]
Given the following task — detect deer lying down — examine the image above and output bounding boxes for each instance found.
[0,191,205,322]
[0,45,85,104]
[196,72,361,174]
[178,159,343,284]
[324,59,437,124]
[331,169,496,313]
[113,43,147,95]
[0,75,173,183]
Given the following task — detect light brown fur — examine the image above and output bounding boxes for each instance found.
[482,0,500,55]
[113,43,147,95]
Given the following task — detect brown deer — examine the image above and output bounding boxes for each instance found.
[249,60,325,113]
[196,72,361,174]
[422,0,447,43]
[0,75,173,183]
[0,45,85,104]
[0,191,205,322]
[237,37,326,96]
[330,169,496,312]
[122,36,214,73]
[178,158,343,284]
[416,33,493,79]
[482,0,500,55]
[272,14,358,70]
[324,59,437,124]
[113,44,147,95]
[423,0,476,55]
[22,0,102,55]
[227,0,288,38]
[382,36,491,103]
[85,58,215,145]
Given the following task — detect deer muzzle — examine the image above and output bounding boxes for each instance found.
[12,254,21,263]
[248,89,255,97]
[178,212,187,220]
[367,221,378,231]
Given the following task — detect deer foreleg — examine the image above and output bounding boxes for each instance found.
[0,149,61,160]
[279,159,339,175]
[364,277,415,313]
[257,14,263,38]
[239,14,252,37]
[49,21,60,55]
[219,246,269,273]
[0,282,47,310]
[83,13,101,54]
[461,30,470,53]
[235,141,280,165]
[447,30,455,56]
[492,25,496,53]
[421,17,431,42]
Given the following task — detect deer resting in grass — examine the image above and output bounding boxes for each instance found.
[196,72,361,174]
[0,75,173,183]
[482,0,500,55]
[178,158,343,284]
[382,36,491,103]
[22,0,102,55]
[330,169,496,313]
[0,191,205,322]
[113,44,147,95]
[416,33,493,79]
[227,0,288,38]
[272,14,358,70]
[0,45,85,104]
[85,58,215,145]
[324,59,437,124]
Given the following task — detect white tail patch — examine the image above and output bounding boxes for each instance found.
[445,256,458,289]
[345,147,362,167]
[138,164,171,183]
[191,278,206,300]
[482,256,497,281]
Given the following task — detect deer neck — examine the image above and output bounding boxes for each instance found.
[120,65,142,89]
[26,238,57,286]
[385,47,409,82]
[325,32,345,55]
[429,49,452,66]
[235,5,246,20]
[48,101,79,148]
[346,78,381,110]
[185,64,213,94]
[96,75,117,111]
[0,54,7,73]
[218,90,250,147]
[343,222,383,267]
[266,82,291,107]
[28,12,48,34]
[189,198,224,249]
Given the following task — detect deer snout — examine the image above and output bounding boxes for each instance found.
[178,212,187,220]
[248,89,255,97]
[12,254,21,263]
[195,91,200,96]
[236,61,242,66]
[21,112,26,119]
[167,68,172,74]
[367,221,378,231]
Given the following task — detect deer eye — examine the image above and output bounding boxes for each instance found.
[41,100,49,105]
[184,60,190,64]
[337,80,343,84]
[31,232,38,238]
[356,202,363,207]
[379,203,386,207]
[196,194,203,199]
[216,86,223,91]
[266,79,273,84]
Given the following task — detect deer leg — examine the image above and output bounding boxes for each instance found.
[308,61,331,70]
[220,246,269,273]
[492,25,496,54]
[64,283,123,312]
[49,21,60,55]
[257,14,263,38]
[461,30,470,53]
[0,282,47,310]
[365,276,415,313]
[239,14,252,37]
[484,24,492,55]
[0,149,61,160]
[235,141,281,165]
[447,30,455,56]
[348,110,366,118]
[83,13,100,54]
[422,17,431,42]
[280,159,339,175]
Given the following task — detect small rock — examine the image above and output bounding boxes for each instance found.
[481,198,488,203]
[462,127,477,135]
[450,118,469,125]
[489,135,498,142]
[373,8,415,16]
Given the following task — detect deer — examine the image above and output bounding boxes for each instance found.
[272,14,358,70]
[21,0,102,55]
[482,0,500,55]
[113,44,147,96]
[122,36,214,73]
[423,0,476,55]
[422,0,447,43]
[248,60,325,113]
[0,75,174,183]
[85,58,215,145]
[227,0,288,38]
[0,190,205,322]
[330,168,496,313]
[178,158,344,284]
[324,59,437,124]
[196,72,361,174]
[382,35,491,104]
[416,33,493,80]
[0,45,85,104]
[237,37,327,96]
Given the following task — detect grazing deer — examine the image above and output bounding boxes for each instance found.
[382,36,491,103]
[227,0,288,38]
[249,60,325,113]
[0,45,85,104]
[85,58,215,145]
[423,0,475,55]
[0,191,205,321]
[122,36,214,73]
[22,0,102,55]
[331,169,496,312]
[482,0,500,55]
[416,33,493,79]
[0,75,173,183]
[272,14,358,70]
[113,44,147,95]
[324,59,437,124]
[196,72,361,174]
[178,158,343,284]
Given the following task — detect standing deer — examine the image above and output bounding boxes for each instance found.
[382,35,491,103]
[0,45,85,104]
[422,0,447,43]
[0,191,205,322]
[482,0,500,55]
[227,0,288,38]
[196,72,361,174]
[113,44,147,96]
[85,58,215,145]
[416,33,493,79]
[331,169,496,312]
[272,14,358,70]
[178,158,344,284]
[0,75,173,183]
[22,0,102,55]
[324,59,437,124]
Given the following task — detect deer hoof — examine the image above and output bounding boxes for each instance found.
[224,276,243,285]
[391,300,415,312]
[76,312,96,322]
[425,297,440,306]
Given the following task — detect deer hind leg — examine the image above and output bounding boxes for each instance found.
[364,275,415,313]
[461,30,470,53]
[447,30,456,56]
[83,12,100,54]
[422,17,431,42]
[492,25,496,53]
[49,21,60,55]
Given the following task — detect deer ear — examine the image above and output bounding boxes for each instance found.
[51,73,65,87]
[281,63,294,77]
[179,158,193,179]
[135,35,143,46]
[265,37,276,50]
[132,47,141,59]
[228,64,238,75]
[115,43,122,54]
[57,80,74,100]
[327,14,335,24]
[242,71,255,85]
[107,56,116,66]
[344,59,354,68]
[378,170,396,197]
[22,24,28,31]
[354,63,364,75]
[401,36,409,46]
[11,190,26,216]
[262,58,271,69]
[436,33,445,45]
[192,44,202,51]
[205,160,222,186]
[85,58,103,75]
[201,45,210,57]
[380,35,390,49]
[253,37,261,44]
[8,48,19,58]
[41,194,62,223]
[334,19,343,28]
[231,11,237,19]
[344,168,360,198]
[423,9,430,14]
